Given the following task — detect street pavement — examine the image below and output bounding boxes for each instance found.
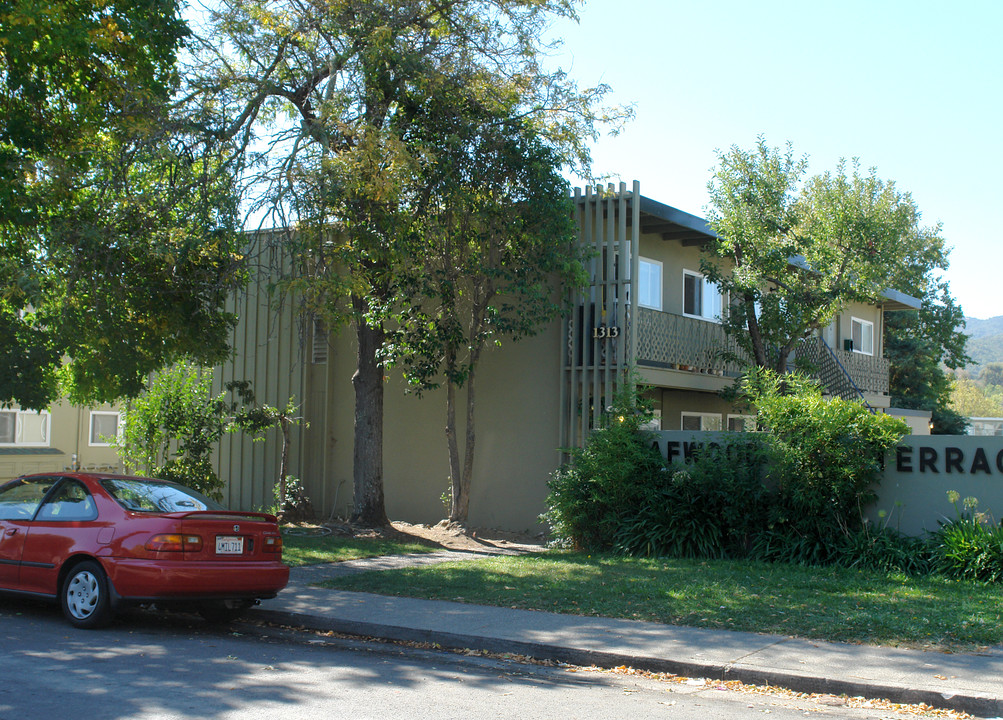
[251,551,1003,718]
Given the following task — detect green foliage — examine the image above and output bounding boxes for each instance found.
[1,0,243,408]
[156,457,222,502]
[542,385,665,551]
[932,492,1003,583]
[199,0,628,526]
[704,137,950,375]
[546,373,911,568]
[831,515,934,576]
[270,476,314,523]
[747,369,909,563]
[950,372,1003,418]
[116,363,244,501]
[613,440,771,560]
[394,115,587,522]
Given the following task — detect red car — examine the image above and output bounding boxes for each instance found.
[0,472,289,628]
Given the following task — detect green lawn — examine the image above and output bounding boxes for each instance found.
[318,552,1003,651]
[281,532,435,567]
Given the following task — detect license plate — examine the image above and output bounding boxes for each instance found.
[215,536,244,555]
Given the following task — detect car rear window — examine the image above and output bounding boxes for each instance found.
[100,478,224,513]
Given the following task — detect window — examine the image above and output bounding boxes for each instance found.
[312,317,328,364]
[680,412,722,431]
[89,412,121,446]
[101,477,222,513]
[0,410,50,447]
[35,480,98,522]
[851,317,874,355]
[727,415,756,432]
[638,257,662,310]
[683,271,723,321]
[0,412,14,443]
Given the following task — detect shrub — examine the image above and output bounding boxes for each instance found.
[746,369,909,565]
[542,385,665,551]
[833,515,934,576]
[157,457,224,502]
[932,492,1003,582]
[613,439,770,559]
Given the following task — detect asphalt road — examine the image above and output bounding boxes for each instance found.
[0,598,954,720]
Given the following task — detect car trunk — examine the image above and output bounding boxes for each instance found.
[178,512,282,562]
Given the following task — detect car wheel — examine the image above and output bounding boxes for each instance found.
[199,599,254,624]
[61,560,114,629]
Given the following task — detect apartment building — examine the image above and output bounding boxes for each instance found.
[212,182,920,530]
[0,402,122,482]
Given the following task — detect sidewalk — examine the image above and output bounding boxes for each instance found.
[251,552,1003,718]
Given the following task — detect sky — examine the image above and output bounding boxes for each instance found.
[547,0,1002,319]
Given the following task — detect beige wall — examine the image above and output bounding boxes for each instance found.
[638,233,706,317]
[0,400,122,482]
[318,319,564,531]
[656,388,749,431]
[833,300,884,357]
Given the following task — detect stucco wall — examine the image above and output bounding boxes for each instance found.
[319,320,564,531]
[0,401,121,481]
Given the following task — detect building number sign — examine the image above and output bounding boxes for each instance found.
[592,325,621,339]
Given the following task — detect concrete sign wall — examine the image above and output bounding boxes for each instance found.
[650,432,1003,538]
[877,436,1003,536]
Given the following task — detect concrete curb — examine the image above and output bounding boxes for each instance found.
[252,607,1003,718]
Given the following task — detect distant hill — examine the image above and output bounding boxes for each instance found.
[963,316,1003,372]
[964,316,1003,340]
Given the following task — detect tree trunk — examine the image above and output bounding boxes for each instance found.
[457,364,476,522]
[350,294,389,527]
[278,414,291,506]
[447,355,478,524]
[446,375,462,522]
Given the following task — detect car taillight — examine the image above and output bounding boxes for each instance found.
[146,534,203,552]
[262,534,283,553]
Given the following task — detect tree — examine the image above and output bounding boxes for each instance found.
[1,0,245,408]
[949,373,1003,418]
[116,363,233,500]
[885,285,970,434]
[197,0,623,526]
[396,115,586,524]
[703,138,947,376]
[980,363,1003,388]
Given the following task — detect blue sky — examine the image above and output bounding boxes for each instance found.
[550,0,1002,319]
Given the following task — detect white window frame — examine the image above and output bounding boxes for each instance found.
[727,414,757,432]
[0,409,51,447]
[638,257,662,310]
[89,411,122,447]
[682,270,723,322]
[850,317,874,356]
[680,411,723,431]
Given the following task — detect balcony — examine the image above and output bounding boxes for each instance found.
[635,307,890,397]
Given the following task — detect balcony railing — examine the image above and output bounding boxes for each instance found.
[794,336,890,396]
[635,307,747,376]
[635,307,890,396]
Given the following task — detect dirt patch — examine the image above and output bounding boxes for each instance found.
[321,519,547,554]
[388,520,547,554]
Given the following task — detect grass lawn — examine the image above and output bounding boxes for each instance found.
[318,552,1003,651]
[281,531,435,567]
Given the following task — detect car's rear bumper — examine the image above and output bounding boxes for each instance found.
[103,558,290,601]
